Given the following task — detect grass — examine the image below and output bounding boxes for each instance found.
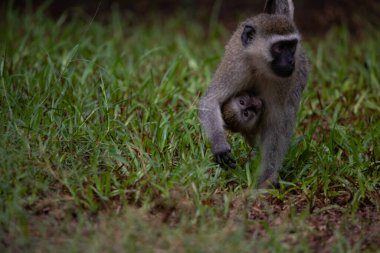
[1,4,379,252]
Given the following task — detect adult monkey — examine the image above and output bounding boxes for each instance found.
[198,0,309,186]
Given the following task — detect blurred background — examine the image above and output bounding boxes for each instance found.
[4,0,380,36]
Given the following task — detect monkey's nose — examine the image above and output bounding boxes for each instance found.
[255,100,263,110]
[248,99,262,111]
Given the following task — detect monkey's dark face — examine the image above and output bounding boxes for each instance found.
[270,39,297,77]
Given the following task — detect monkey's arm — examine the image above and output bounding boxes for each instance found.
[199,85,237,168]
[198,40,250,167]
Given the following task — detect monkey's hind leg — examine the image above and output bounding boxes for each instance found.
[257,125,289,188]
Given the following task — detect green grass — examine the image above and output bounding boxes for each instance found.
[1,4,379,253]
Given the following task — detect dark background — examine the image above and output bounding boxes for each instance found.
[3,0,380,36]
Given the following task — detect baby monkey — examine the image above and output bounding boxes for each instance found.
[222,93,263,136]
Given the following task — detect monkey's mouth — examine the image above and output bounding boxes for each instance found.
[271,63,295,78]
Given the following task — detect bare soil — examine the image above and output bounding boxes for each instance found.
[14,190,380,252]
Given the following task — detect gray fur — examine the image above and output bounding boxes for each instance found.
[198,0,309,186]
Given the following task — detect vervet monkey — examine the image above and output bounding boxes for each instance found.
[198,0,309,186]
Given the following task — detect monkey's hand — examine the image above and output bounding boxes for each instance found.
[214,150,236,168]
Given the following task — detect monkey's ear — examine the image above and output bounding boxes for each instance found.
[241,25,256,47]
[263,0,294,19]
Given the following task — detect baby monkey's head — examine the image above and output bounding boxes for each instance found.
[222,93,263,133]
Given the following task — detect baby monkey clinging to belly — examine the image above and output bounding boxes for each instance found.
[222,93,263,134]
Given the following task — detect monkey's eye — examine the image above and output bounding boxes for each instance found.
[239,100,245,105]
[243,110,249,117]
[241,25,256,47]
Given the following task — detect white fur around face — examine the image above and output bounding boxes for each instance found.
[269,34,300,45]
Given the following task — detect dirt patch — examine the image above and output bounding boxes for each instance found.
[8,190,380,252]
[243,194,380,252]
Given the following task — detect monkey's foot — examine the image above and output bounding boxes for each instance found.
[214,151,236,168]
[258,173,280,189]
